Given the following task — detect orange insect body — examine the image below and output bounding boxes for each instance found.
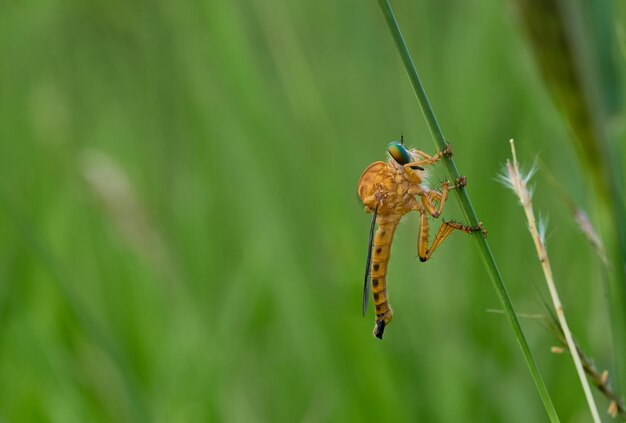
[357,141,481,339]
[358,160,427,217]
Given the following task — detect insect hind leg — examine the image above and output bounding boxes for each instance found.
[417,214,484,262]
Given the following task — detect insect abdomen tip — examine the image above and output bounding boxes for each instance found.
[374,320,385,339]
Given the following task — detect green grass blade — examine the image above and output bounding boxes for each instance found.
[375,1,559,420]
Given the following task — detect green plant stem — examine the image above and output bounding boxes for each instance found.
[375,1,559,421]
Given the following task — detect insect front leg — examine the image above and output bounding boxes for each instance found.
[403,144,453,170]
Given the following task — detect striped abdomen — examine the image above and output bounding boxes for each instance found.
[371,217,399,339]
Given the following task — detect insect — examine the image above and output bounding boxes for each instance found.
[357,138,485,339]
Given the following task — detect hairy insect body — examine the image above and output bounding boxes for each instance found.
[358,161,426,217]
[358,154,427,339]
[357,141,482,339]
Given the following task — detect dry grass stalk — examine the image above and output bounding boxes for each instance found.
[577,346,626,419]
[500,139,601,422]
[540,164,609,265]
[573,209,609,266]
[547,313,626,420]
[489,306,626,418]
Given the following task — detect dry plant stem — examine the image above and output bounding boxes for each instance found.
[546,306,626,419]
[506,139,600,423]
[375,1,559,420]
[539,162,609,265]
[551,322,626,419]
[575,341,626,419]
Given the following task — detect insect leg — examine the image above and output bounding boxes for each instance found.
[417,211,430,261]
[421,177,468,218]
[421,187,448,219]
[418,219,484,262]
[403,144,453,169]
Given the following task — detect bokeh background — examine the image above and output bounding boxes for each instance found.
[1,1,625,421]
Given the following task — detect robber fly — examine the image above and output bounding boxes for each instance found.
[357,138,484,339]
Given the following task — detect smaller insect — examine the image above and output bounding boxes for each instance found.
[357,137,485,339]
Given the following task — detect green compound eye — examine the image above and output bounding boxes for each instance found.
[387,142,411,165]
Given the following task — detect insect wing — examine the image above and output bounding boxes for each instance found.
[362,207,377,316]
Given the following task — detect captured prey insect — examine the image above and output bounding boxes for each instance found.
[357,138,485,339]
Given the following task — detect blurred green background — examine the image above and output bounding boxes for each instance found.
[1,0,625,421]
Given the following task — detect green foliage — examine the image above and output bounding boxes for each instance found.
[0,0,624,421]
[514,0,626,392]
